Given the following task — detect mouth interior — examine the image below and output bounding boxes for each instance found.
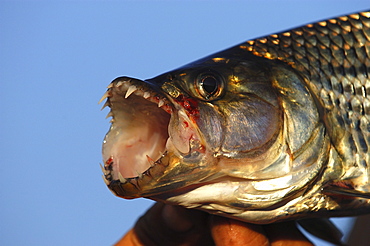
[103,86,171,179]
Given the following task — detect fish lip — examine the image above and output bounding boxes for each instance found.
[100,76,174,193]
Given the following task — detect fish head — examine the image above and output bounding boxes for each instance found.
[101,48,331,223]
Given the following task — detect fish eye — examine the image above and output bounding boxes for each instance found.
[195,73,223,100]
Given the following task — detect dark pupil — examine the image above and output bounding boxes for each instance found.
[201,76,218,94]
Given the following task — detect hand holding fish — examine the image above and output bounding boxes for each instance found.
[115,203,313,246]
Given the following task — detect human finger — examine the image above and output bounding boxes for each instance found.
[265,221,313,246]
[115,203,213,246]
[209,215,269,246]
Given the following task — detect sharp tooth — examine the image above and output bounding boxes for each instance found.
[100,163,107,174]
[105,111,114,119]
[146,155,155,167]
[125,85,137,98]
[107,83,114,88]
[145,169,153,178]
[116,81,124,87]
[118,172,127,183]
[136,172,143,179]
[98,91,110,104]
[158,99,165,107]
[143,92,150,99]
[100,101,110,110]
[102,175,110,185]
[109,118,115,123]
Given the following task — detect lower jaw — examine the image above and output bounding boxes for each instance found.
[107,158,169,199]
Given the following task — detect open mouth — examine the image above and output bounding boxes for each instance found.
[100,77,200,190]
[100,77,172,183]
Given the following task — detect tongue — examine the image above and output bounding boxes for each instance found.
[118,128,167,178]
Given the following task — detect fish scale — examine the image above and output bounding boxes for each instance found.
[241,12,370,190]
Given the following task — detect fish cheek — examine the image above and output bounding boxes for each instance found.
[197,103,224,151]
[219,98,281,156]
[271,66,320,153]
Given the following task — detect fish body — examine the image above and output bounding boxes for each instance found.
[101,11,370,224]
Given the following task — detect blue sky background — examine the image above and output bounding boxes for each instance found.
[1,1,369,245]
